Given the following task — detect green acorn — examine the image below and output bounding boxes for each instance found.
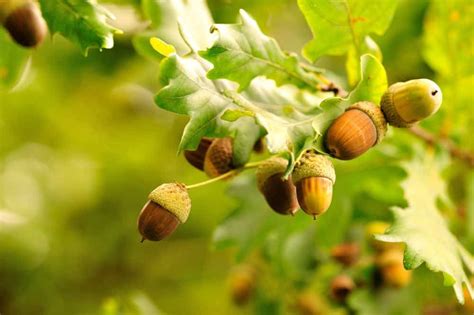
[256,157,299,215]
[138,183,191,241]
[325,101,387,160]
[292,151,336,219]
[381,79,442,127]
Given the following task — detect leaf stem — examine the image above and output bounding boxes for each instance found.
[185,161,265,190]
[177,21,197,53]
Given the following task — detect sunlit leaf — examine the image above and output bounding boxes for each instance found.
[376,154,474,304]
[137,0,213,58]
[200,10,322,91]
[155,54,261,165]
[149,37,176,57]
[298,0,398,61]
[39,0,121,55]
[423,0,473,79]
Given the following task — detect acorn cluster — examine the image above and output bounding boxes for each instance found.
[0,0,47,47]
[137,78,442,242]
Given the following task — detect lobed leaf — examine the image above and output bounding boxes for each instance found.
[155,54,261,166]
[136,0,214,59]
[200,10,323,91]
[376,155,474,304]
[39,0,121,55]
[298,0,398,62]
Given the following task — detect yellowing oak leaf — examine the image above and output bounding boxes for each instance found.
[376,154,474,304]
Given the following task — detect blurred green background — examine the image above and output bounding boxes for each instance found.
[0,0,472,314]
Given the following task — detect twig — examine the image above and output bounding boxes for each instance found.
[408,125,474,167]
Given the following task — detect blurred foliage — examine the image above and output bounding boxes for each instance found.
[0,0,473,314]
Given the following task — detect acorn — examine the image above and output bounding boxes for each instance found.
[330,275,355,303]
[228,265,257,306]
[256,157,299,215]
[294,292,321,315]
[463,278,474,313]
[325,101,387,160]
[203,137,235,178]
[183,137,213,170]
[330,243,360,267]
[253,138,265,154]
[292,151,335,219]
[381,79,442,127]
[2,1,47,47]
[137,183,191,241]
[375,248,412,288]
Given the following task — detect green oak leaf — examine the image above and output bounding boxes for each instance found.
[376,154,474,304]
[213,175,314,272]
[243,77,332,116]
[39,0,121,55]
[346,35,382,87]
[212,175,284,261]
[155,54,261,166]
[298,0,398,62]
[222,89,315,161]
[156,53,328,167]
[312,54,387,152]
[348,288,420,315]
[422,0,474,146]
[423,0,473,79]
[0,29,30,90]
[135,0,214,59]
[200,10,322,91]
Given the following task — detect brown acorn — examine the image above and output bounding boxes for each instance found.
[294,292,321,315]
[256,157,299,215]
[292,151,335,219]
[253,138,265,154]
[183,137,213,170]
[375,248,412,288]
[228,265,257,306]
[330,275,355,303]
[203,137,235,177]
[138,183,191,241]
[3,1,47,47]
[325,101,387,160]
[330,243,360,267]
[381,79,442,127]
[462,278,474,313]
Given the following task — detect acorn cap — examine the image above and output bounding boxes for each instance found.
[256,157,288,191]
[148,183,191,223]
[381,79,442,128]
[292,151,335,184]
[349,101,387,144]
